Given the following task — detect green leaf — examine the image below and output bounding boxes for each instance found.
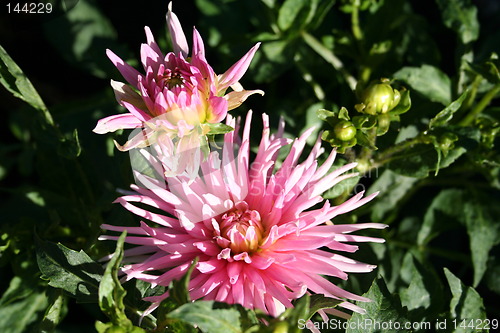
[368,170,418,221]
[462,192,500,287]
[387,127,480,177]
[389,89,411,115]
[0,44,53,126]
[355,130,377,150]
[400,257,443,312]
[444,268,487,333]
[352,115,377,130]
[169,258,198,305]
[429,90,469,128]
[168,301,242,333]
[436,0,479,44]
[206,123,234,135]
[98,231,138,329]
[260,0,276,9]
[43,0,121,78]
[155,259,199,331]
[281,294,341,333]
[346,278,409,333]
[307,294,343,321]
[417,189,465,246]
[338,106,351,121]
[277,0,310,32]
[281,293,309,333]
[317,108,336,125]
[254,38,296,83]
[468,54,500,84]
[58,129,82,159]
[0,290,48,333]
[36,236,104,302]
[0,277,35,307]
[38,289,67,333]
[418,189,500,286]
[394,65,452,105]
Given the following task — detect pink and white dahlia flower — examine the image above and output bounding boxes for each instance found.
[93,2,263,152]
[100,111,386,318]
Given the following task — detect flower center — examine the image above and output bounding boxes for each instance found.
[161,67,184,89]
[216,201,264,254]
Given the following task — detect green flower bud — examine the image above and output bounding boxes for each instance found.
[356,79,401,115]
[438,132,458,152]
[334,120,357,141]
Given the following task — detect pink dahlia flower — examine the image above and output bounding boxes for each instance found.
[100,111,386,318]
[93,2,263,152]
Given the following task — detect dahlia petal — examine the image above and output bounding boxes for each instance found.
[217,43,261,92]
[141,43,161,73]
[193,241,221,255]
[121,101,151,123]
[155,262,191,285]
[215,281,231,303]
[271,236,334,251]
[197,258,224,273]
[127,252,189,272]
[323,307,352,320]
[249,254,275,270]
[231,278,245,305]
[292,257,348,280]
[144,26,163,59]
[192,28,205,58]
[110,80,146,110]
[206,95,228,123]
[259,275,293,308]
[99,235,166,246]
[166,2,189,58]
[334,234,386,243]
[311,149,337,182]
[106,49,142,87]
[93,114,143,134]
[227,262,243,284]
[190,269,227,300]
[243,281,255,308]
[114,197,179,228]
[309,273,371,303]
[225,89,265,110]
[307,163,358,197]
[233,252,252,263]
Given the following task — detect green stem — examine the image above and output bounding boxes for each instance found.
[462,74,482,111]
[351,3,364,42]
[458,83,500,126]
[356,128,377,173]
[302,32,357,91]
[351,1,372,86]
[358,134,426,173]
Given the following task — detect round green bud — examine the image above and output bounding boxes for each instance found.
[359,79,401,115]
[334,120,357,141]
[439,132,458,151]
